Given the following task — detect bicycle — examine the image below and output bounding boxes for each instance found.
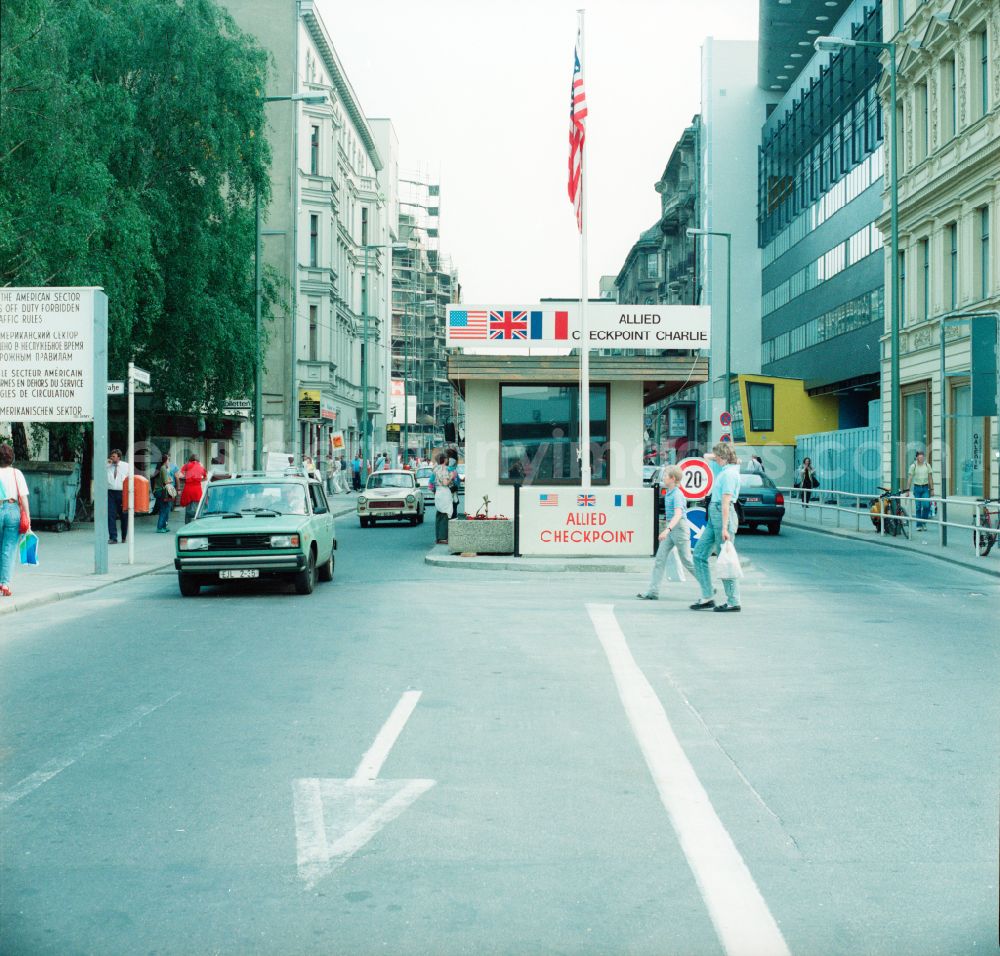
[869,487,910,539]
[973,498,999,557]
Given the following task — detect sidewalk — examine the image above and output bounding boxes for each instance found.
[0,492,361,616]
[781,499,1000,578]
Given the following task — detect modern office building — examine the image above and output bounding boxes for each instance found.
[877,0,998,496]
[758,1,886,435]
[219,0,391,461]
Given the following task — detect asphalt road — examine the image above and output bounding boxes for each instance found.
[1,519,998,956]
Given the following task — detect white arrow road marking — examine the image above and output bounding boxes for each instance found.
[293,691,434,889]
[587,604,791,956]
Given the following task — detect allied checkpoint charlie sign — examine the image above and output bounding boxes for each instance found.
[0,287,110,573]
[447,302,710,557]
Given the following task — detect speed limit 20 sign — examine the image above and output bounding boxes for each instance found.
[677,457,714,500]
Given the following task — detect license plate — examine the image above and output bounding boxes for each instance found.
[219,569,259,579]
[742,496,762,503]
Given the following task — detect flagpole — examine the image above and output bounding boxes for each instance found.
[577,8,591,490]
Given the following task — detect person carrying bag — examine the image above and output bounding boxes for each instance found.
[0,442,32,598]
[430,453,453,545]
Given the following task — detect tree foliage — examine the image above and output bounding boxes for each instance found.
[0,0,273,421]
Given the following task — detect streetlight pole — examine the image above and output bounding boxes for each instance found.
[254,92,327,471]
[816,34,900,486]
[687,227,732,438]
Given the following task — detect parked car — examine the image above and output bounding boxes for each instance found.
[642,464,660,486]
[414,466,435,506]
[358,470,425,527]
[734,472,785,534]
[174,475,336,597]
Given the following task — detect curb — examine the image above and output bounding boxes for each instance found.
[783,518,1000,579]
[1,500,361,616]
[424,546,753,574]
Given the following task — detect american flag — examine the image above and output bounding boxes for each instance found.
[568,28,587,232]
[577,494,596,507]
[489,310,529,341]
[539,493,559,507]
[449,309,489,339]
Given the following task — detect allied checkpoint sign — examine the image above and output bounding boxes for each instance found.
[446,303,710,349]
[519,487,654,557]
[0,287,110,574]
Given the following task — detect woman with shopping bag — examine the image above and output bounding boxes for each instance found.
[0,442,32,598]
[691,442,743,613]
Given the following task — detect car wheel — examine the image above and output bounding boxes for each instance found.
[294,549,316,595]
[178,573,200,597]
[419,510,425,525]
[766,522,781,535]
[318,551,334,582]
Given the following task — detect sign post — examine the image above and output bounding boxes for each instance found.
[0,287,109,572]
[127,363,150,566]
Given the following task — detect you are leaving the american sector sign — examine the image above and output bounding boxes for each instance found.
[0,287,99,421]
[446,303,710,349]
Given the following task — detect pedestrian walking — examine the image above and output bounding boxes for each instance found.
[325,455,337,495]
[351,454,362,491]
[905,450,934,530]
[691,442,743,613]
[179,454,208,524]
[430,453,453,544]
[637,465,695,600]
[446,448,461,518]
[795,457,819,506]
[0,443,31,598]
[106,449,131,544]
[152,453,179,533]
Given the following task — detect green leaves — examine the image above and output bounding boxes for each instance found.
[0,0,272,415]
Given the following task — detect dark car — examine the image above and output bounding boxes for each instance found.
[735,472,785,534]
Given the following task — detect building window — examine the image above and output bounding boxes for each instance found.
[745,382,775,432]
[309,214,319,267]
[896,0,905,33]
[979,206,991,300]
[947,222,958,310]
[917,81,929,160]
[902,381,930,466]
[895,103,905,169]
[645,252,659,279]
[309,305,318,361]
[310,125,320,175]
[898,249,907,324]
[942,55,957,139]
[361,206,369,247]
[976,27,989,119]
[951,381,987,497]
[919,238,930,320]
[498,384,610,484]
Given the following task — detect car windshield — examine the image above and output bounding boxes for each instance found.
[416,468,433,480]
[201,482,309,515]
[738,475,773,489]
[643,465,658,478]
[367,473,415,490]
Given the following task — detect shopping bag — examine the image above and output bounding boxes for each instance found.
[664,548,687,583]
[18,531,39,566]
[716,540,742,580]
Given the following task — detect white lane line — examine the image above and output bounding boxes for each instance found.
[352,689,422,782]
[0,692,181,809]
[587,604,791,956]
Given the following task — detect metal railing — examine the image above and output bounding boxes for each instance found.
[775,485,999,558]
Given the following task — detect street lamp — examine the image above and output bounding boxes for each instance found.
[361,242,382,475]
[686,227,732,436]
[815,34,900,487]
[254,92,327,471]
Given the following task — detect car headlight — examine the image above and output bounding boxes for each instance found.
[406,494,415,504]
[270,534,300,549]
[179,537,209,551]
[358,496,367,506]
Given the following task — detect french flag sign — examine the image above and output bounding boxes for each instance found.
[529,310,569,341]
[614,494,634,508]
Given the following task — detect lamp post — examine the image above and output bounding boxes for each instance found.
[255,92,327,471]
[360,242,382,474]
[686,227,732,437]
[816,34,900,487]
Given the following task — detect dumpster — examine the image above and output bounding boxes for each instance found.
[18,460,81,532]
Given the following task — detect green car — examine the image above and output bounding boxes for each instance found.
[174,474,337,597]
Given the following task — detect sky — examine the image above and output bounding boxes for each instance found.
[319,0,759,303]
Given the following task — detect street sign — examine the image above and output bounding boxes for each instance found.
[720,411,732,427]
[130,365,150,386]
[686,506,708,550]
[677,457,714,501]
[107,381,125,395]
[719,433,732,443]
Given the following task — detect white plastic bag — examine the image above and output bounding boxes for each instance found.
[664,548,687,583]
[716,540,743,580]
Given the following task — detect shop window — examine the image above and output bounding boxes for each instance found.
[950,382,987,497]
[499,384,609,484]
[901,381,930,476]
[746,382,775,432]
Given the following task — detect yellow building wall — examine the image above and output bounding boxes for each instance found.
[737,375,838,446]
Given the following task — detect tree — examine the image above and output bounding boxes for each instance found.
[0,0,274,444]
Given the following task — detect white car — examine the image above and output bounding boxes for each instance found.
[414,466,436,506]
[358,470,425,527]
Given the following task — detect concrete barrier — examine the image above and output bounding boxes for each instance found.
[448,518,514,555]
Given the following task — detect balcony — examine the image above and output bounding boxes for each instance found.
[300,360,338,388]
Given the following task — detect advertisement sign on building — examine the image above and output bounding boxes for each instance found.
[298,388,321,420]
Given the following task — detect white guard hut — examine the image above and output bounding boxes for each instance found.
[446,303,709,557]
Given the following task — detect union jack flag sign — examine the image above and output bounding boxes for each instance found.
[577,494,596,507]
[489,310,529,340]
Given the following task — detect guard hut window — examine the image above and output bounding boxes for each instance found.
[499,384,610,485]
[746,382,775,432]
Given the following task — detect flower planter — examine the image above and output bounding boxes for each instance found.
[448,518,514,555]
